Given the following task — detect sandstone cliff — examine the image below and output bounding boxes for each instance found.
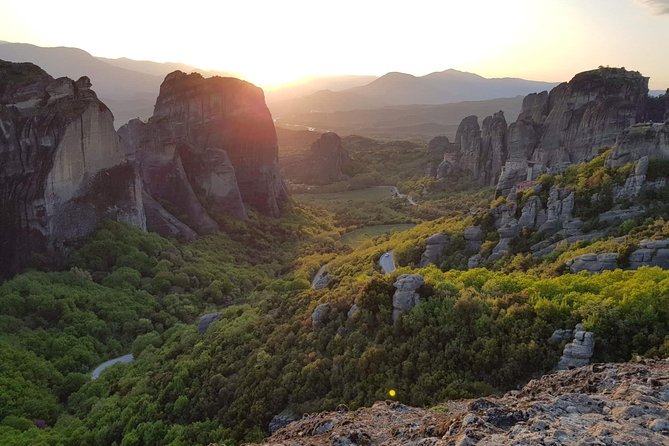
[0,60,145,276]
[120,71,288,238]
[251,359,669,446]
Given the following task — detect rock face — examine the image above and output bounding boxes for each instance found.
[418,233,449,267]
[311,303,331,328]
[438,113,507,186]
[629,239,669,269]
[254,360,669,446]
[557,324,595,370]
[392,274,424,321]
[479,67,650,196]
[197,313,221,334]
[120,71,287,238]
[425,136,456,177]
[566,253,618,274]
[283,132,349,185]
[0,60,145,276]
[608,122,669,168]
[531,68,648,165]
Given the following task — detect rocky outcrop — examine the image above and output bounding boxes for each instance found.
[254,360,669,446]
[0,60,145,276]
[418,233,448,267]
[629,239,669,269]
[311,303,331,328]
[557,324,595,369]
[538,188,575,233]
[489,68,652,196]
[197,313,221,334]
[120,71,287,238]
[566,253,618,273]
[436,113,507,186]
[425,136,455,177]
[532,68,648,165]
[481,111,507,185]
[283,132,349,185]
[311,265,330,290]
[463,226,484,252]
[608,122,669,168]
[598,206,646,225]
[392,274,424,321]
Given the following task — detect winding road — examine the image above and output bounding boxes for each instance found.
[91,354,134,380]
[379,250,397,274]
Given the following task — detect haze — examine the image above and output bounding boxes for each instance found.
[1,0,668,89]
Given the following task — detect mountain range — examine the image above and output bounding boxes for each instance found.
[0,41,572,133]
[270,70,559,116]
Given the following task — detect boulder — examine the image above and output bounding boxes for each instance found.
[311,303,331,328]
[538,188,574,233]
[268,411,298,434]
[347,304,360,319]
[557,324,595,370]
[629,239,669,269]
[197,313,221,334]
[566,253,618,273]
[392,274,424,321]
[0,60,145,276]
[311,265,330,290]
[518,195,543,229]
[467,254,482,269]
[548,328,574,344]
[598,206,645,225]
[418,233,449,267]
[489,238,513,262]
[464,226,484,252]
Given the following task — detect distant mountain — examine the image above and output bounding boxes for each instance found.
[264,75,377,104]
[271,69,559,115]
[0,41,163,125]
[275,96,526,140]
[97,57,236,79]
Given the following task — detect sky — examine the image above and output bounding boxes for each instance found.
[1,0,668,89]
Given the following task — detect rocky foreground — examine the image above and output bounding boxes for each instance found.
[249,360,668,446]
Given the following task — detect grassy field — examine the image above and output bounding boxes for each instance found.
[293,186,396,204]
[340,223,415,248]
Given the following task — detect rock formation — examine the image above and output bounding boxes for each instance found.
[254,360,669,446]
[608,122,669,168]
[557,324,595,369]
[566,253,618,273]
[531,68,648,165]
[392,274,424,321]
[418,233,449,267]
[120,71,287,238]
[425,136,455,177]
[197,313,221,334]
[430,68,656,196]
[282,132,349,185]
[311,303,331,328]
[0,60,145,276]
[629,239,669,269]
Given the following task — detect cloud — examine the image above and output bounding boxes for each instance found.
[636,0,669,14]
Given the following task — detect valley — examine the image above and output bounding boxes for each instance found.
[0,28,669,446]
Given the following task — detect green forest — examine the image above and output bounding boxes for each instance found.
[1,147,668,446]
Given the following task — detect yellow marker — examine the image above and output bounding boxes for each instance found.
[388,389,396,397]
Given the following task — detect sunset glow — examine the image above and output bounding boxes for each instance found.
[0,0,668,88]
